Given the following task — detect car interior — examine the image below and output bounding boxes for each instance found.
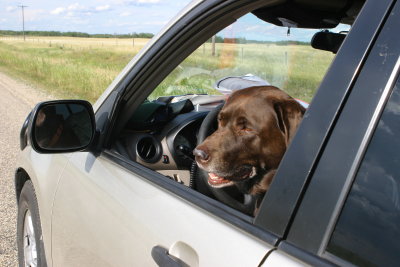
[110,0,366,215]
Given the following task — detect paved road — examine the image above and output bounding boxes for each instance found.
[0,71,52,266]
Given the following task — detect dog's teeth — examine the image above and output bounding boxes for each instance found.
[209,172,224,181]
[249,166,257,178]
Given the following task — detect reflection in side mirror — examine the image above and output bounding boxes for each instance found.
[30,100,95,153]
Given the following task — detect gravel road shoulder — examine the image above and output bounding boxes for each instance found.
[0,71,53,266]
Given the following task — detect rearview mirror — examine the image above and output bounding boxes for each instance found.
[29,100,96,153]
[311,30,346,54]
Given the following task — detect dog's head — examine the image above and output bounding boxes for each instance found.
[194,86,305,194]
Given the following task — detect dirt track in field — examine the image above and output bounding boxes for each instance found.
[0,71,52,266]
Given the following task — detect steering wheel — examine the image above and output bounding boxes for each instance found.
[195,103,256,215]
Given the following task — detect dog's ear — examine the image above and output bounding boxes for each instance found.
[273,99,305,145]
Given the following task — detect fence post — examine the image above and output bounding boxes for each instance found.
[285,51,288,66]
[212,35,216,56]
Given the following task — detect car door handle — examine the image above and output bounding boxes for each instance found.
[152,245,190,267]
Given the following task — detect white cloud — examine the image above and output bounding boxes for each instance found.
[68,3,85,11]
[0,0,190,34]
[6,6,17,12]
[378,121,394,136]
[51,3,89,17]
[386,95,400,115]
[96,5,111,11]
[117,22,132,27]
[138,0,161,3]
[245,25,261,32]
[125,0,162,4]
[51,7,65,15]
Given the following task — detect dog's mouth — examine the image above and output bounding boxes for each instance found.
[208,166,257,188]
[208,173,235,188]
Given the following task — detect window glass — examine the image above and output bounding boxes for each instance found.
[327,77,400,266]
[149,14,348,102]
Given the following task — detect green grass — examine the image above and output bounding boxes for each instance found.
[151,43,334,102]
[0,40,133,102]
[0,37,334,103]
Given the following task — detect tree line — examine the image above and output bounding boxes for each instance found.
[0,30,308,45]
[208,36,309,45]
[0,30,154,38]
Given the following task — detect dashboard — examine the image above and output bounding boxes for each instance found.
[115,95,225,186]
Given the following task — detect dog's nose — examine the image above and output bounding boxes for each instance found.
[193,148,209,162]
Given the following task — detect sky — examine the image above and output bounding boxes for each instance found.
[1,0,191,34]
[1,0,350,41]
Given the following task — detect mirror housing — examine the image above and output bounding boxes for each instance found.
[27,100,96,154]
[311,30,346,54]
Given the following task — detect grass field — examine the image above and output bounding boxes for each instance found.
[0,36,148,102]
[0,36,334,103]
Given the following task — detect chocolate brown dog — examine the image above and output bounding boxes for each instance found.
[194,86,305,212]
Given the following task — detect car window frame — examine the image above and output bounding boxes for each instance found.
[277,0,400,265]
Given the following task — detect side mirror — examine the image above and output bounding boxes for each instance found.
[311,30,346,54]
[28,100,96,153]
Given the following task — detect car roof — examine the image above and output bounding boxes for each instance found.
[252,0,365,28]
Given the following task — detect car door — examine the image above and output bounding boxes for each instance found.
[51,151,275,266]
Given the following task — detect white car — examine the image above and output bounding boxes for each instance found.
[16,0,400,266]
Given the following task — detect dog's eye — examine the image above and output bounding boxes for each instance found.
[237,118,247,129]
[236,117,255,134]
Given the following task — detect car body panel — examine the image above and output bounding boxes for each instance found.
[17,147,71,265]
[51,151,273,266]
[261,249,310,267]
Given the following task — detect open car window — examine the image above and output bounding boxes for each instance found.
[111,11,351,216]
[149,13,349,102]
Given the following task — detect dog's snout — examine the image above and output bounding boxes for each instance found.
[193,148,210,162]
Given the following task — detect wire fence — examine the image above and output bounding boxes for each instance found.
[0,35,149,51]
